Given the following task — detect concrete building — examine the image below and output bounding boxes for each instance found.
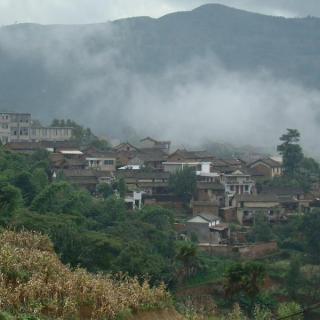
[220,169,256,206]
[0,112,73,144]
[248,157,283,179]
[85,151,117,172]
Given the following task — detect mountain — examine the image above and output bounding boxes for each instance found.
[0,4,319,138]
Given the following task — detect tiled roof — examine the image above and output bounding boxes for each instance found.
[250,158,282,168]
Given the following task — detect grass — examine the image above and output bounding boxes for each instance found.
[181,254,235,289]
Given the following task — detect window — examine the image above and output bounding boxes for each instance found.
[104,160,114,165]
[245,185,249,192]
[230,185,234,191]
[2,124,8,129]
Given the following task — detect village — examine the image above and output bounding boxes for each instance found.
[1,111,318,259]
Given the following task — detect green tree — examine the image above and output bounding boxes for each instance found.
[113,178,127,198]
[31,182,92,215]
[251,213,273,242]
[300,210,320,263]
[169,167,197,202]
[12,171,37,206]
[31,168,49,194]
[224,262,266,310]
[0,182,22,216]
[176,242,201,280]
[97,183,113,199]
[277,129,304,177]
[286,256,303,299]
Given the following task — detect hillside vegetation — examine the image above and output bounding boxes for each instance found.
[0,230,170,319]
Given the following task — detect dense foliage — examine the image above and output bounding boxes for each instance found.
[169,167,197,202]
[0,145,176,286]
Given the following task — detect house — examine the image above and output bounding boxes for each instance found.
[167,149,216,162]
[55,169,113,193]
[140,137,171,154]
[195,182,225,206]
[261,187,304,213]
[128,149,168,170]
[249,157,283,179]
[0,112,73,144]
[220,169,256,206]
[85,151,117,172]
[112,143,139,167]
[234,194,284,225]
[5,141,45,154]
[186,214,230,244]
[116,171,170,195]
[50,153,86,170]
[113,142,138,153]
[212,158,244,174]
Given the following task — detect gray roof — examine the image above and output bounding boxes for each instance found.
[261,187,304,196]
[169,149,215,160]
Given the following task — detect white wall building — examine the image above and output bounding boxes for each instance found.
[0,112,73,144]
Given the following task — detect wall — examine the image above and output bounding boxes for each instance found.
[192,202,219,216]
[199,241,278,259]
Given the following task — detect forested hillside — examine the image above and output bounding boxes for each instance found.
[0,4,319,138]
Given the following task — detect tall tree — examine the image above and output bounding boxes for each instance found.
[277,129,303,177]
[169,167,197,202]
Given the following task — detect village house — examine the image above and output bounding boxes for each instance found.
[113,142,138,153]
[85,151,117,172]
[212,158,244,173]
[112,142,139,167]
[196,181,225,204]
[220,169,256,206]
[116,171,170,195]
[54,169,113,193]
[248,157,283,180]
[50,153,86,171]
[261,186,305,213]
[128,148,168,170]
[167,149,216,162]
[234,194,285,225]
[140,137,171,154]
[186,214,230,244]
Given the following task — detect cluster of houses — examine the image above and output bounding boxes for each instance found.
[2,113,317,248]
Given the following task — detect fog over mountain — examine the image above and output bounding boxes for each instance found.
[1,4,320,153]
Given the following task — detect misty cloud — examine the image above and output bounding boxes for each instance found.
[0,11,319,156]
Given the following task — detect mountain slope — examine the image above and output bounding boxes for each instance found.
[0,4,319,135]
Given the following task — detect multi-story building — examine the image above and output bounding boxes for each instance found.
[220,169,256,206]
[0,112,73,144]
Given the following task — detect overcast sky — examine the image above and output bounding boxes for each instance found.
[0,0,319,25]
